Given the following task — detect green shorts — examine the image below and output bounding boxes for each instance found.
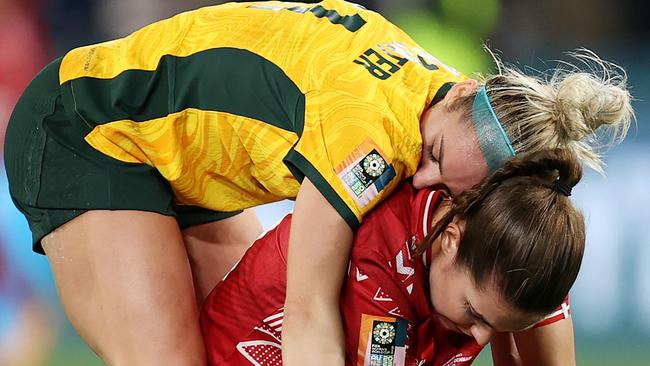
[3,58,240,254]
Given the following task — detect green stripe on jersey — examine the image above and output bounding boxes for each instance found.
[67,48,305,133]
[284,149,360,230]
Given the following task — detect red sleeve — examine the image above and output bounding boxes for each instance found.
[201,215,291,366]
[535,295,571,328]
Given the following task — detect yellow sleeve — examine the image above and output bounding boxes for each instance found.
[283,91,417,229]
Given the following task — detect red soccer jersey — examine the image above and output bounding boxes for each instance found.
[200,183,569,366]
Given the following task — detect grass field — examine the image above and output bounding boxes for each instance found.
[471,342,650,366]
[46,338,649,366]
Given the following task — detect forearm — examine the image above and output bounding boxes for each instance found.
[281,178,353,366]
[490,332,522,366]
[283,297,346,365]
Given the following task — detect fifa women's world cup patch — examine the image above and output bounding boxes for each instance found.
[357,314,408,366]
[335,140,396,209]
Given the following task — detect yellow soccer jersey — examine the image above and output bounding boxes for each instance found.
[57,0,465,228]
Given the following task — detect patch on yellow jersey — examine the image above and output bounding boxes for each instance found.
[336,139,396,209]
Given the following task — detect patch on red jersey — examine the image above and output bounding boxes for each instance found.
[336,139,396,209]
[358,314,407,366]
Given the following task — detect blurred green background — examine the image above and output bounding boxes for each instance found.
[1,0,648,365]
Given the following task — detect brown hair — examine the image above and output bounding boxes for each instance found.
[453,49,633,175]
[418,148,585,315]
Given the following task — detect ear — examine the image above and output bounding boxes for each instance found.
[440,216,465,257]
[443,79,479,107]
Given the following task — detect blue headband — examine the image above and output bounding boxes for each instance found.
[471,86,516,172]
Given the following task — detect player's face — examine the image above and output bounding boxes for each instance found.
[413,98,489,196]
[428,227,543,346]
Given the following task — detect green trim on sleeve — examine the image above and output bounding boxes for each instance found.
[283,149,360,230]
[429,81,456,108]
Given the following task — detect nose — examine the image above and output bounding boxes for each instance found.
[412,165,442,189]
[468,324,494,346]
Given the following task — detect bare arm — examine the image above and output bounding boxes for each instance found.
[512,318,576,366]
[491,318,576,366]
[282,177,354,366]
[490,332,522,366]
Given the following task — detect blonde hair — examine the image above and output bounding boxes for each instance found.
[460,49,634,174]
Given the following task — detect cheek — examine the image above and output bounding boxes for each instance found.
[431,278,464,320]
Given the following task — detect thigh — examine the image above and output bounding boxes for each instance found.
[42,210,205,366]
[183,208,263,304]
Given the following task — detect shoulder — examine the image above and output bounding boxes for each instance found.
[351,183,417,251]
[352,183,445,255]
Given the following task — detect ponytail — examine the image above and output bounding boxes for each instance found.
[418,149,585,314]
[453,49,634,174]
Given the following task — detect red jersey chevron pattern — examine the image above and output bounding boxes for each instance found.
[200,183,570,365]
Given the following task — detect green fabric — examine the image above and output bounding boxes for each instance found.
[68,48,305,134]
[283,149,360,230]
[310,5,367,32]
[429,81,455,107]
[4,57,242,254]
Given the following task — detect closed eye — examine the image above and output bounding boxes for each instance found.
[465,302,494,329]
[426,146,438,164]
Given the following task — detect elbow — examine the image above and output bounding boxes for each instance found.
[283,295,339,325]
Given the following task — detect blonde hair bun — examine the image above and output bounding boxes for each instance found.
[482,48,634,174]
[553,49,633,144]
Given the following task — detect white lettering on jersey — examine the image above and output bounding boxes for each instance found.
[248,4,310,13]
[442,353,474,366]
[378,42,462,77]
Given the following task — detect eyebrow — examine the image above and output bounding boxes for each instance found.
[468,304,495,329]
[438,135,445,175]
